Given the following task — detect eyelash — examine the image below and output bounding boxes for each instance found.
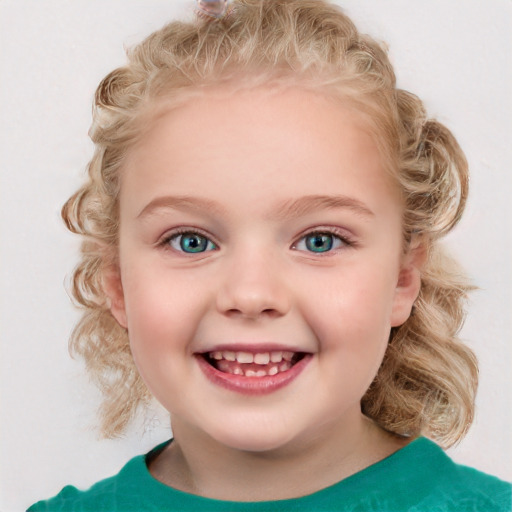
[158,227,355,255]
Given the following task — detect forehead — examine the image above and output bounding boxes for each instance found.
[134,84,381,155]
[121,86,400,216]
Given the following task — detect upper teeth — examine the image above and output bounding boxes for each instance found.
[209,350,294,364]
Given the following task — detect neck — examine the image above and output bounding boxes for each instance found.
[148,410,410,502]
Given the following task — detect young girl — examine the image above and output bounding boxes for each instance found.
[27,0,511,510]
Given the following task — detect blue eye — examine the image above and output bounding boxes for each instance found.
[169,232,217,253]
[294,232,345,253]
[306,233,334,252]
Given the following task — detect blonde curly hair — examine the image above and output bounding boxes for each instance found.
[63,0,477,446]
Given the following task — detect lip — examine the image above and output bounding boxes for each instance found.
[199,343,307,353]
[196,352,312,395]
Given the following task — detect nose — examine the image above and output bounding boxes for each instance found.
[215,248,291,320]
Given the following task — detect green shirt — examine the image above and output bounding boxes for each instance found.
[28,437,511,511]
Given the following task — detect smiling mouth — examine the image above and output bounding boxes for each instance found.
[201,350,306,377]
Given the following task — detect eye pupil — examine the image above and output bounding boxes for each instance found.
[306,233,333,252]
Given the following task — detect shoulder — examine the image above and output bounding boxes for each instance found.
[27,458,140,512]
[432,460,512,511]
[27,442,170,512]
[398,437,512,511]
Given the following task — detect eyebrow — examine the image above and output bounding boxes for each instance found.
[271,194,375,221]
[136,194,374,220]
[137,195,227,219]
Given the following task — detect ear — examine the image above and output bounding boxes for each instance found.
[390,240,427,327]
[102,265,128,329]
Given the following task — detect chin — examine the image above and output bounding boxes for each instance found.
[209,421,298,454]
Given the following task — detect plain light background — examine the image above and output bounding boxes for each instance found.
[1,1,511,510]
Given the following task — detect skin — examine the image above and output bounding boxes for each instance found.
[105,86,424,501]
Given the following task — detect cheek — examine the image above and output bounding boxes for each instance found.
[298,261,398,390]
[120,266,212,404]
[120,263,211,356]
[308,265,398,340]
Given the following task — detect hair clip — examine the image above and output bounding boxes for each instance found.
[196,0,231,20]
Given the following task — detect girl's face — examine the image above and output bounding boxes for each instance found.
[107,87,421,453]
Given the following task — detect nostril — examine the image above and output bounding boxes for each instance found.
[225,308,282,320]
[261,308,282,318]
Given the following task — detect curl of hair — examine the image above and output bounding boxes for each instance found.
[64,0,477,446]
